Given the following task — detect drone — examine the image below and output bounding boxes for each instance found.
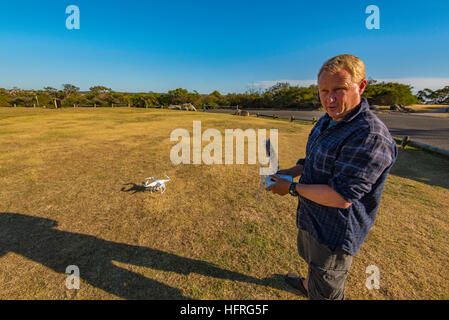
[144,176,171,194]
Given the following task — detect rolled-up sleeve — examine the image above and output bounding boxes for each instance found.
[328,134,395,202]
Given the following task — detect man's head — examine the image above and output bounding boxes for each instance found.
[318,54,367,121]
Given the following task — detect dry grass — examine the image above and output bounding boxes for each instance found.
[0,107,448,300]
[407,104,449,118]
[377,104,448,111]
[407,104,449,112]
[376,104,449,117]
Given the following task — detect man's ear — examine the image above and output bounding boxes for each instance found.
[359,79,368,95]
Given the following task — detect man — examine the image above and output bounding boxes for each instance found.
[267,54,397,300]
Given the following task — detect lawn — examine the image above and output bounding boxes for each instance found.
[0,107,448,300]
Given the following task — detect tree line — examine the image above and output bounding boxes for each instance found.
[1,80,447,110]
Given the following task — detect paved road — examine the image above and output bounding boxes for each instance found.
[206,109,449,151]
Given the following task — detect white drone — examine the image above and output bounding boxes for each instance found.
[144,176,171,194]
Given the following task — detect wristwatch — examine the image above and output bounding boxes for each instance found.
[288,182,299,196]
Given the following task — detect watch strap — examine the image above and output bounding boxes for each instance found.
[289,182,299,196]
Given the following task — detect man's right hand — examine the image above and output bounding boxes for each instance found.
[276,164,303,178]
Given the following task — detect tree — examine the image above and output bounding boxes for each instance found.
[62,84,80,96]
[162,88,200,106]
[43,87,58,100]
[210,90,222,98]
[108,91,128,105]
[89,86,112,94]
[60,84,81,107]
[260,83,319,109]
[84,86,113,106]
[64,93,88,106]
[363,82,418,105]
[188,90,202,106]
[147,91,161,106]
[418,86,449,104]
[436,86,449,104]
[44,86,57,93]
[266,82,290,94]
[130,93,153,108]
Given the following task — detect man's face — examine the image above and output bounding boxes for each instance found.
[318,69,367,121]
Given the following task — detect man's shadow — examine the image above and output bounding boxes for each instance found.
[0,212,295,299]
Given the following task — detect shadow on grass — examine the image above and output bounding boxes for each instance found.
[120,182,148,194]
[390,148,449,190]
[0,212,300,299]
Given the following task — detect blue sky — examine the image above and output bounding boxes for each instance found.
[0,0,448,93]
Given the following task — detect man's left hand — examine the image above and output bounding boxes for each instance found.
[266,175,291,196]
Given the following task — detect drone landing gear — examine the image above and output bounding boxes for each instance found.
[148,185,166,194]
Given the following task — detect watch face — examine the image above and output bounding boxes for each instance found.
[289,183,298,196]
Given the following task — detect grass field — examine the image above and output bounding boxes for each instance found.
[376,104,449,117]
[0,107,448,300]
[376,104,448,111]
[407,104,449,111]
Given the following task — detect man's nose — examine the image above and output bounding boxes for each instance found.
[327,92,337,104]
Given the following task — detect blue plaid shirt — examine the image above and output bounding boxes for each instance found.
[296,98,397,255]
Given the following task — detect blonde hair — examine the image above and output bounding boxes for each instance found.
[318,54,366,84]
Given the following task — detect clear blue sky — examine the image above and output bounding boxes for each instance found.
[1,0,448,93]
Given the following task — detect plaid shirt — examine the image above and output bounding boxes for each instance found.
[296,98,397,255]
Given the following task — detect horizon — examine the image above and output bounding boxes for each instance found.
[1,0,448,94]
[4,77,449,95]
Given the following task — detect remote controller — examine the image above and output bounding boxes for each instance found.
[263,174,293,187]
